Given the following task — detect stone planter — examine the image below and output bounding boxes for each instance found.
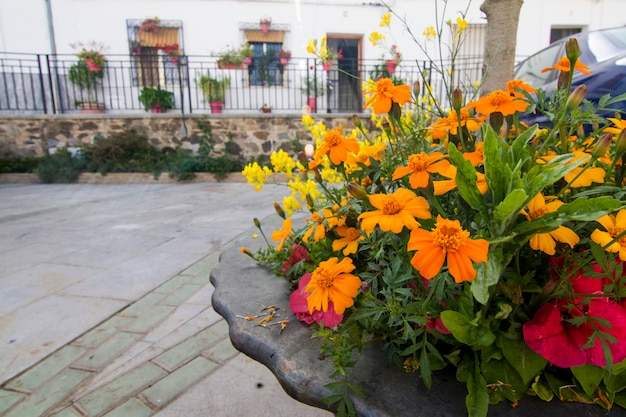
[210,229,626,417]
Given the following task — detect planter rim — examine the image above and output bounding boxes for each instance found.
[210,218,623,417]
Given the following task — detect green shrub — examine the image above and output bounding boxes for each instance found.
[0,157,40,173]
[82,130,167,175]
[37,149,81,183]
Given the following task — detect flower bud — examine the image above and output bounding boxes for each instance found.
[565,85,587,112]
[565,38,580,65]
[614,128,626,161]
[351,114,363,129]
[240,246,255,258]
[297,151,308,166]
[273,202,286,219]
[253,217,261,228]
[557,71,569,89]
[451,88,463,112]
[306,193,315,209]
[347,182,369,201]
[489,111,504,132]
[413,80,421,97]
[592,134,612,159]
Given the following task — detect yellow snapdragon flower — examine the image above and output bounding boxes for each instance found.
[242,162,273,191]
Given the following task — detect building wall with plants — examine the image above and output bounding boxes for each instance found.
[0,0,623,62]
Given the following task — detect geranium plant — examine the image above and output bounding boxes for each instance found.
[68,41,108,107]
[242,8,626,417]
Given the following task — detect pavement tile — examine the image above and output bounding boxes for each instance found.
[184,283,213,305]
[3,368,91,417]
[152,307,222,351]
[72,331,142,371]
[202,338,239,364]
[159,284,203,306]
[143,303,207,343]
[152,274,191,294]
[121,305,175,333]
[6,345,87,392]
[72,316,132,348]
[101,398,153,417]
[76,362,166,417]
[0,390,25,414]
[120,292,167,317]
[152,327,224,372]
[141,356,218,408]
[49,406,84,417]
[181,255,216,278]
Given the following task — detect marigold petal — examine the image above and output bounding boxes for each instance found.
[530,233,556,255]
[447,251,477,283]
[591,229,621,253]
[410,243,446,279]
[549,226,579,248]
[409,171,430,189]
[392,165,414,181]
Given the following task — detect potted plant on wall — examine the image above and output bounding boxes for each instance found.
[277,49,291,65]
[197,73,230,113]
[259,17,272,33]
[68,41,107,113]
[386,44,402,74]
[138,87,174,113]
[301,79,325,113]
[216,46,244,69]
[240,42,254,66]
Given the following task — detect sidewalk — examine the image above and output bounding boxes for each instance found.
[0,183,332,417]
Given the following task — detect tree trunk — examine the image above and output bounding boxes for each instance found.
[480,0,524,95]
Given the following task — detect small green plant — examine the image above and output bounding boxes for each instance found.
[301,79,326,97]
[138,87,175,112]
[37,149,81,183]
[197,74,230,103]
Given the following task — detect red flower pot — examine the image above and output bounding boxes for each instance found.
[243,56,253,65]
[210,101,223,114]
[322,61,331,71]
[307,97,317,113]
[280,57,288,65]
[386,60,397,74]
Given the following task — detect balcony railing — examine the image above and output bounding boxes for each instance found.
[0,52,485,115]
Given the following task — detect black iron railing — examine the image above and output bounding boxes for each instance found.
[0,52,485,115]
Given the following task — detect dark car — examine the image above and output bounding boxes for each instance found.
[514,27,626,124]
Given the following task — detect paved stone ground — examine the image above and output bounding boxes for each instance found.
[0,183,332,417]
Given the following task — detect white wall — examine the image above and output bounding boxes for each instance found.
[0,0,624,60]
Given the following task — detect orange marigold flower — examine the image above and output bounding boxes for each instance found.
[538,151,606,187]
[358,188,431,234]
[305,257,361,314]
[591,209,626,261]
[541,56,591,75]
[303,212,326,242]
[467,89,529,116]
[463,142,484,167]
[433,165,487,196]
[408,215,489,283]
[604,118,626,137]
[392,151,450,189]
[310,127,359,167]
[364,78,412,114]
[521,193,579,255]
[271,217,292,252]
[429,108,485,140]
[506,79,537,94]
[332,226,364,255]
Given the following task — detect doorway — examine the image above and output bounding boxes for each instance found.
[326,36,362,113]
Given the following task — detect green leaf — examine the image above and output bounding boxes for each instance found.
[500,337,547,385]
[482,359,527,402]
[605,370,626,393]
[531,375,554,402]
[466,362,490,417]
[448,143,485,211]
[440,310,495,347]
[572,365,606,396]
[471,247,504,305]
[493,189,527,227]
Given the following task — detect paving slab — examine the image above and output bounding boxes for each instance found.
[0,182,333,417]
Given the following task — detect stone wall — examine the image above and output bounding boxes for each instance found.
[0,113,370,161]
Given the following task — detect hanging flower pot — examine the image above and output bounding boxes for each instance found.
[307,97,317,113]
[243,56,253,66]
[280,57,288,65]
[260,17,272,33]
[322,61,331,72]
[261,23,269,33]
[386,60,398,74]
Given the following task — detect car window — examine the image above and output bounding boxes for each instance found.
[586,28,626,63]
[514,43,562,87]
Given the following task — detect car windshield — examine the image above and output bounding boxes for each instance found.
[586,27,626,63]
[514,43,562,86]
